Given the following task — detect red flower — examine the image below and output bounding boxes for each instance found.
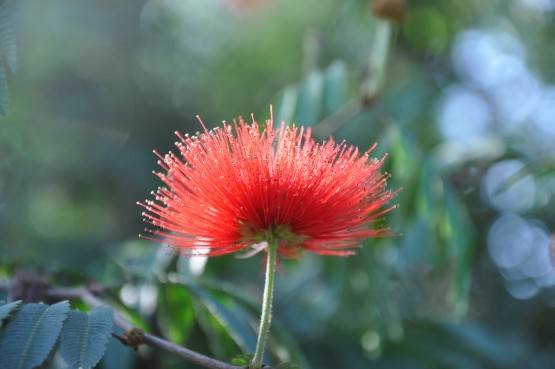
[139,111,398,258]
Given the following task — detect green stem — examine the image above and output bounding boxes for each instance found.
[250,240,278,369]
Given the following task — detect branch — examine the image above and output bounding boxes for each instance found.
[0,277,259,369]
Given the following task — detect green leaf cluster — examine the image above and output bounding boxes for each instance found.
[0,301,113,369]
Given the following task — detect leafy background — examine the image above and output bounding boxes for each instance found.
[1,0,555,368]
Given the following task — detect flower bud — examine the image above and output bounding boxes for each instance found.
[371,0,407,23]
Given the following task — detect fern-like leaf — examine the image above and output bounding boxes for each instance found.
[0,0,16,73]
[0,300,22,329]
[0,301,69,369]
[59,306,114,369]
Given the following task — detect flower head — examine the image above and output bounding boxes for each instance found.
[139,110,398,258]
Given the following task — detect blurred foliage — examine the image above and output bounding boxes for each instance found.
[1,0,555,368]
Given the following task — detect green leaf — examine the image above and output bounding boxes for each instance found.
[273,61,348,128]
[439,185,475,316]
[158,284,195,345]
[195,280,310,369]
[322,60,348,116]
[294,70,324,126]
[275,84,298,125]
[0,300,21,329]
[0,301,70,369]
[59,306,114,369]
[230,353,253,366]
[416,155,444,227]
[188,284,258,355]
[0,0,16,73]
[388,125,421,184]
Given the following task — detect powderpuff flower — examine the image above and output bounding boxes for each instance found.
[139,111,398,258]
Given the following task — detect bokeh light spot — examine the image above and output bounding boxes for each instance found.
[452,29,525,89]
[436,85,493,141]
[482,160,535,213]
[488,214,555,299]
[487,214,533,269]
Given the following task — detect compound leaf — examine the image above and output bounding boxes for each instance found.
[0,300,21,329]
[59,306,114,369]
[0,0,16,73]
[0,301,69,369]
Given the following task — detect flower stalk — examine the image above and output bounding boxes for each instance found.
[251,239,278,369]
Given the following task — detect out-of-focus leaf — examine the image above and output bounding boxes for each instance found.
[399,154,473,318]
[416,155,444,226]
[0,300,21,328]
[327,108,380,149]
[268,320,313,369]
[433,136,505,171]
[59,306,113,369]
[0,301,69,369]
[398,218,467,320]
[380,125,421,225]
[382,322,525,369]
[275,255,328,337]
[294,70,323,126]
[158,284,195,345]
[279,256,344,339]
[275,84,298,125]
[322,60,348,115]
[387,125,421,184]
[199,280,312,368]
[192,296,229,359]
[439,185,475,316]
[230,353,253,366]
[274,61,348,128]
[188,284,258,355]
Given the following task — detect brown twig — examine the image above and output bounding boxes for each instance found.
[0,278,257,369]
